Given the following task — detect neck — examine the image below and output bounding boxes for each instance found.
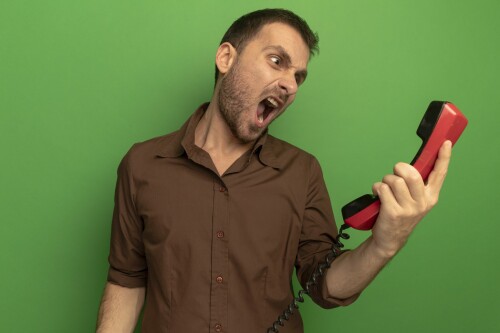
[195,100,254,157]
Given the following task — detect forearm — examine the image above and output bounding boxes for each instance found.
[325,235,394,299]
[96,282,146,333]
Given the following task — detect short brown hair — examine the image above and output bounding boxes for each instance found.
[215,8,319,83]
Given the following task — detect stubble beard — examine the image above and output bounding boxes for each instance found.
[218,61,263,144]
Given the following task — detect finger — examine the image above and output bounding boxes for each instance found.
[427,140,452,193]
[381,174,413,206]
[375,181,399,212]
[393,162,425,203]
[372,182,382,196]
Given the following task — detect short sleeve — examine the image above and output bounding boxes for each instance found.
[295,156,359,308]
[106,146,147,287]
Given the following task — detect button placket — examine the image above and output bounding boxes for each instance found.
[210,178,229,332]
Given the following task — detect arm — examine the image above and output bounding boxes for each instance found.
[325,140,452,299]
[96,282,146,333]
[97,147,147,331]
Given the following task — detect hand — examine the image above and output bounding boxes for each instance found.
[370,140,452,258]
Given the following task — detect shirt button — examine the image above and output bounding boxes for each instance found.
[216,231,224,238]
[215,323,223,332]
[219,187,226,192]
[216,275,223,284]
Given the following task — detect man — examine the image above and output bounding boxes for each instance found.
[96,8,452,333]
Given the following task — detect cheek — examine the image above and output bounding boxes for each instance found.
[262,70,278,85]
[248,62,273,83]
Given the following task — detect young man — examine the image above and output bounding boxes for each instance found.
[97,9,452,333]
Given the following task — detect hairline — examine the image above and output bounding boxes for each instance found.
[232,21,314,58]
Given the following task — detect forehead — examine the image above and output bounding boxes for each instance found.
[245,22,310,66]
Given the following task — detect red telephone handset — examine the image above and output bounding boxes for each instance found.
[341,101,468,230]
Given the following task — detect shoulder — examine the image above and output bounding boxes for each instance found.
[120,130,183,171]
[132,129,183,157]
[261,135,323,180]
[265,134,318,165]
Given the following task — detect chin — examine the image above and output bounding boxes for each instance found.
[236,134,258,144]
[235,128,263,144]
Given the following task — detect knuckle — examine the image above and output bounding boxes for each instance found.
[383,175,406,188]
[408,172,421,184]
[416,202,429,215]
[405,206,419,218]
[395,177,406,186]
[380,183,390,192]
[420,200,429,211]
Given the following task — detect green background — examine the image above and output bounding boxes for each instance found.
[1,0,499,332]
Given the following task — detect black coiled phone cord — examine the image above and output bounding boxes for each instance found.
[266,224,351,333]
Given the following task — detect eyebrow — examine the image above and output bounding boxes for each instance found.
[263,45,308,84]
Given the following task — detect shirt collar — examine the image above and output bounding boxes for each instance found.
[255,134,285,169]
[156,103,284,169]
[155,104,207,158]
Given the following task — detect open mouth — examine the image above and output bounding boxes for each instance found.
[256,96,282,126]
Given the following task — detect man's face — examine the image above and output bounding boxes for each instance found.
[218,22,310,143]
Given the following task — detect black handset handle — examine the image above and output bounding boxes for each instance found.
[341,101,468,230]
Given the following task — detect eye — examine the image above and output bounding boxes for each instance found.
[270,55,281,66]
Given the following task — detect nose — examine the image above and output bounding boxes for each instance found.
[278,72,298,97]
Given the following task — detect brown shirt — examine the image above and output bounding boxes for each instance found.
[107,104,357,333]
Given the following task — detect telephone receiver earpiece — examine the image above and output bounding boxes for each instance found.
[341,101,468,230]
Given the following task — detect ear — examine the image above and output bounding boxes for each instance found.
[215,42,237,76]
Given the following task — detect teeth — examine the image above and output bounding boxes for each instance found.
[266,97,279,108]
[258,114,264,123]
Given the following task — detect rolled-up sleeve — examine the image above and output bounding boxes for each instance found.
[295,156,359,308]
[107,146,147,287]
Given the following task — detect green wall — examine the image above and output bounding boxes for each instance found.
[1,0,498,332]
